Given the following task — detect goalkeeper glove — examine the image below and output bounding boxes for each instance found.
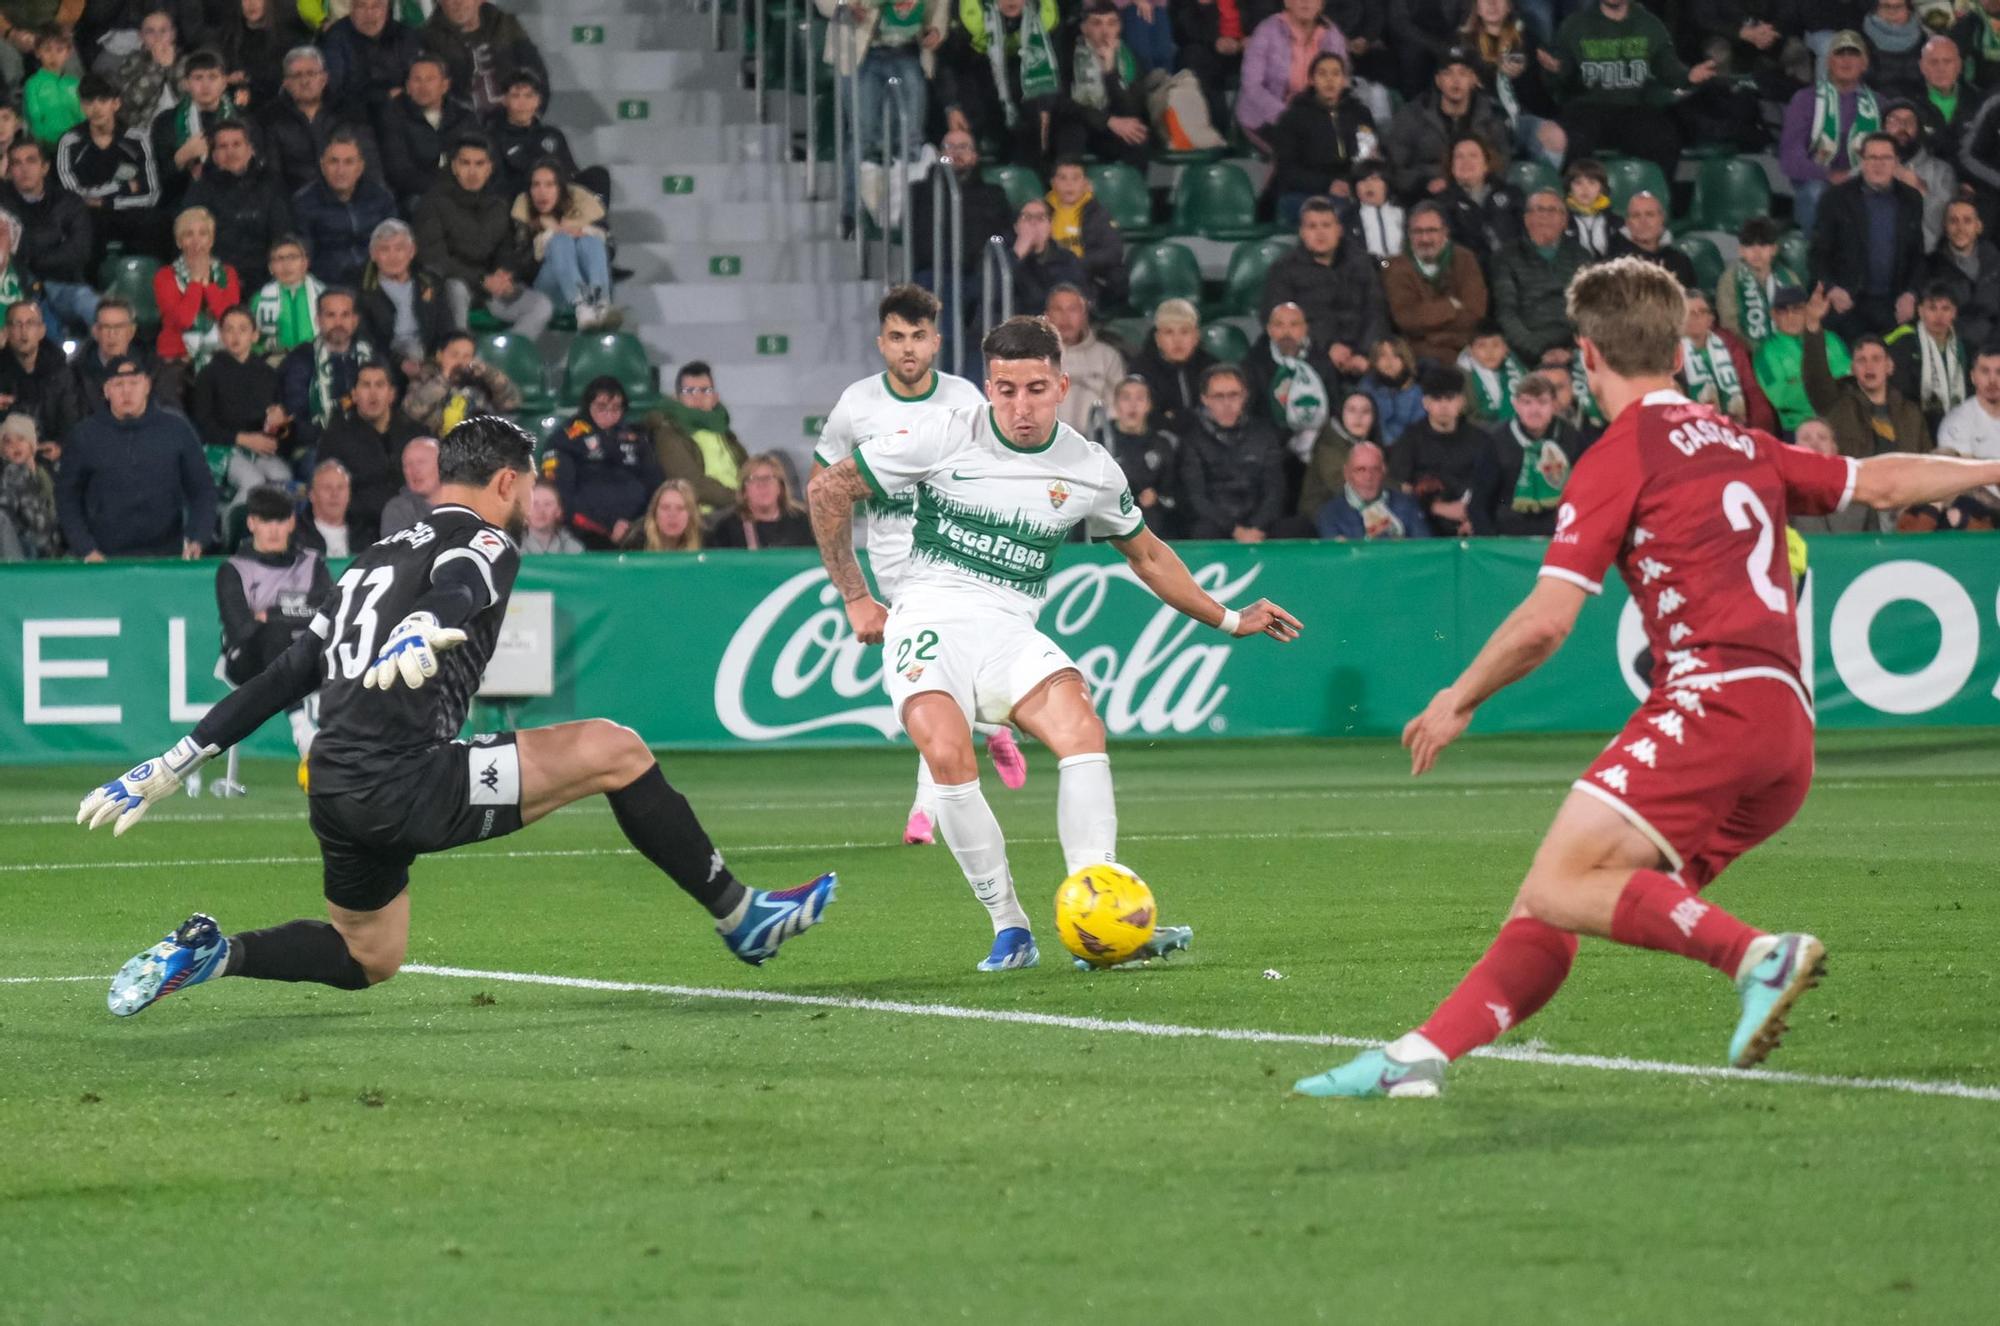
[77,736,216,836]
[363,611,468,692]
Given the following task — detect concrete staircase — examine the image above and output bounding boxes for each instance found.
[512,0,875,468]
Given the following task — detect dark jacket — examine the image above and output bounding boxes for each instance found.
[1436,182,1522,259]
[182,160,294,291]
[1266,91,1378,200]
[1811,178,1926,300]
[1380,88,1511,200]
[1314,487,1430,539]
[1608,233,1701,289]
[1923,239,2000,349]
[547,414,665,542]
[215,5,315,111]
[705,510,815,550]
[1257,240,1387,364]
[1100,420,1180,536]
[909,169,1015,275]
[322,15,427,119]
[0,345,87,446]
[421,3,549,116]
[0,182,91,285]
[1800,327,1933,459]
[77,344,173,413]
[487,112,580,201]
[1388,417,1485,536]
[1131,339,1218,435]
[1009,242,1091,318]
[316,410,424,543]
[378,95,480,204]
[1172,408,1286,538]
[147,100,242,200]
[279,339,381,453]
[258,95,382,197]
[291,177,398,288]
[358,262,456,365]
[188,351,284,454]
[413,176,532,287]
[55,403,217,557]
[1471,418,1587,536]
[1490,234,1588,364]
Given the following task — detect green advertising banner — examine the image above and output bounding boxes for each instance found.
[4,537,1998,766]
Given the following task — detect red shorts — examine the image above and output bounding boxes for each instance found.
[1575,670,1815,890]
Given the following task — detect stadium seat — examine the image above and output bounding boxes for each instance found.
[1086,162,1159,240]
[1778,228,1810,280]
[516,409,569,461]
[1688,156,1773,235]
[97,254,161,331]
[562,332,661,409]
[1170,162,1270,241]
[1124,241,1203,316]
[1221,235,1295,315]
[1201,321,1250,364]
[1675,235,1725,291]
[1603,157,1670,212]
[1504,159,1560,199]
[981,163,1044,213]
[479,332,552,411]
[1103,316,1152,357]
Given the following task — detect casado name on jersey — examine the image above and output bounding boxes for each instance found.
[1666,415,1758,462]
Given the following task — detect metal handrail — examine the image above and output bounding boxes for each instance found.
[831,7,863,272]
[711,0,725,51]
[780,0,796,187]
[801,2,818,198]
[931,157,964,374]
[980,234,1014,337]
[752,0,768,121]
[877,77,911,284]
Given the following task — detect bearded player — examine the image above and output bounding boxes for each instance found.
[80,416,835,1018]
[814,284,1029,846]
[1298,258,2000,1098]
[809,315,1302,971]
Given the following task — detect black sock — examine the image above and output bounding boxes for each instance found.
[224,920,372,990]
[607,763,746,919]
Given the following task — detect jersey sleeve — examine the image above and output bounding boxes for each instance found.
[431,524,521,613]
[813,391,855,469]
[1771,440,1859,517]
[1085,452,1146,541]
[1539,445,1641,595]
[854,413,955,500]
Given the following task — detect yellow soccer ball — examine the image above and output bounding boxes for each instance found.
[1055,863,1157,968]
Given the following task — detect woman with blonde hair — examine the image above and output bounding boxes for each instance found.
[622,479,704,552]
[705,452,812,549]
[154,206,241,373]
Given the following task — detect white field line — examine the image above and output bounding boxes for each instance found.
[6,962,1995,1103]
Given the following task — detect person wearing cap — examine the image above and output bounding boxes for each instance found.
[1884,280,1971,429]
[1883,97,1955,249]
[1755,286,1853,434]
[1780,29,1881,236]
[1235,0,1350,151]
[1924,197,2000,348]
[1812,131,1926,339]
[55,354,217,561]
[1381,45,1509,201]
[1545,0,1716,184]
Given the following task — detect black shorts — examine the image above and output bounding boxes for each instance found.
[308,732,525,912]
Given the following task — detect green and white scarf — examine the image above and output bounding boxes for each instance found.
[1919,331,1967,418]
[171,256,226,369]
[1810,82,1878,173]
[1459,348,1524,422]
[1510,421,1570,513]
[0,261,21,309]
[170,98,236,151]
[1071,37,1139,113]
[1267,343,1328,461]
[1345,483,1406,540]
[254,276,325,357]
[1413,239,1454,285]
[1680,333,1745,419]
[1571,359,1604,426]
[308,339,376,427]
[986,0,1060,127]
[1730,261,1797,347]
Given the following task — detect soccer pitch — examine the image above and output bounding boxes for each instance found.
[4,734,1996,1323]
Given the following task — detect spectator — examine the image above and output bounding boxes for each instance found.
[1782,417,1872,532]
[514,156,615,329]
[1459,0,1565,168]
[1382,45,1509,200]
[1,139,93,338]
[315,360,420,543]
[1236,0,1348,152]
[1347,159,1404,259]
[422,0,547,119]
[215,485,330,805]
[1716,216,1801,351]
[154,204,239,373]
[1266,51,1379,228]
[1755,285,1853,433]
[1885,96,1954,249]
[23,25,83,147]
[149,49,239,202]
[1780,29,1878,236]
[1389,362,1481,536]
[1864,0,1928,103]
[1950,0,2000,94]
[55,76,161,263]
[706,452,815,550]
[1358,334,1423,445]
[1561,157,1617,258]
[1097,373,1177,535]
[189,303,291,504]
[1885,280,1970,427]
[378,52,474,210]
[1047,281,1124,433]
[1054,1,1152,167]
[1045,157,1126,309]
[76,295,169,409]
[1925,198,2000,348]
[1459,323,1526,422]
[248,234,322,359]
[278,286,377,453]
[1383,198,1487,364]
[111,8,183,134]
[1241,299,1331,466]
[0,301,85,448]
[415,135,552,338]
[933,0,1061,170]
[0,410,58,559]
[1469,371,1582,536]
[1918,35,1974,163]
[323,0,424,120]
[1678,286,1776,432]
[358,218,452,381]
[621,478,703,552]
[1130,297,1217,433]
[1936,343,2000,459]
[1008,196,1090,314]
[1535,359,1600,443]
[1258,196,1384,379]
[1801,283,1933,463]
[1609,192,1698,287]
[291,130,395,288]
[0,206,35,315]
[647,360,747,515]
[488,68,594,203]
[1316,436,1429,538]
[906,128,1014,323]
[1173,362,1285,541]
[401,327,519,435]
[180,119,290,291]
[520,483,583,554]
[1491,188,1587,365]
[259,46,379,198]
[1435,132,1521,258]
[216,0,313,114]
[1297,387,1377,517]
[57,354,216,559]
[377,432,439,535]
[1547,0,1715,182]
[276,456,346,556]
[1814,132,1925,338]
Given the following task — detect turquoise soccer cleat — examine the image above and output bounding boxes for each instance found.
[108,913,230,1017]
[1293,1049,1446,1099]
[977,927,1039,972]
[1072,924,1194,971]
[1729,932,1826,1068]
[718,873,837,967]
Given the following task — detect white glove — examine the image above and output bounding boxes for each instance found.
[77,736,215,836]
[362,611,468,691]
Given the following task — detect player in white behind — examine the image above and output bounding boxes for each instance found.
[808,315,1302,970]
[815,286,1029,845]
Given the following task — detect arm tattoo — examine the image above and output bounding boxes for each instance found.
[807,459,876,602]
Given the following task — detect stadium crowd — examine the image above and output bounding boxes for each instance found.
[13,0,2000,565]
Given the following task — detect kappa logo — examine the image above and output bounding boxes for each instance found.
[1048,480,1071,509]
[478,760,501,794]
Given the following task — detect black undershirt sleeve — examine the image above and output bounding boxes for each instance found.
[411,551,497,629]
[191,627,323,753]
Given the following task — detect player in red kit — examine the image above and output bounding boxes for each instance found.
[1297,258,2000,1099]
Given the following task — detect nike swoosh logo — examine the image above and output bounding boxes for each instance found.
[949,470,985,481]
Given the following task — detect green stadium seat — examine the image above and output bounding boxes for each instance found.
[1170,162,1269,240]
[1603,157,1670,213]
[562,332,660,409]
[1086,161,1158,240]
[1504,159,1560,199]
[97,254,161,331]
[478,332,552,411]
[1688,156,1773,235]
[1102,316,1153,357]
[1201,321,1250,364]
[1221,235,1295,315]
[1675,235,1725,291]
[1778,228,1810,281]
[1124,241,1203,316]
[516,409,570,462]
[466,306,504,333]
[981,163,1045,212]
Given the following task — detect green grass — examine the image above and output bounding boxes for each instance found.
[3,734,1997,1324]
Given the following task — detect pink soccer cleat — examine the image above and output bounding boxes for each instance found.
[986,727,1028,790]
[904,807,935,845]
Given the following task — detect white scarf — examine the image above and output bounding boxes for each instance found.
[1267,342,1329,461]
[1920,331,1967,418]
[1357,203,1404,259]
[1680,333,1746,419]
[1572,212,1610,256]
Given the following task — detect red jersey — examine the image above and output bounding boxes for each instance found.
[1541,391,1857,704]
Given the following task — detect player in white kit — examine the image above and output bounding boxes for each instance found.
[814,286,1029,845]
[808,315,1303,970]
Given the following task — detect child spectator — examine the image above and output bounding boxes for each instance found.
[1266,52,1378,228]
[487,69,585,203]
[1458,323,1525,423]
[1348,161,1405,259]
[190,304,291,508]
[24,27,83,146]
[1098,373,1178,536]
[0,409,59,559]
[1045,157,1127,311]
[250,235,322,359]
[1562,157,1616,257]
[1358,335,1423,445]
[55,77,161,263]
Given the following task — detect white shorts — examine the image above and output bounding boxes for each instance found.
[882,601,1079,728]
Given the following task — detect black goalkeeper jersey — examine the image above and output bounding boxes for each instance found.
[307,504,520,794]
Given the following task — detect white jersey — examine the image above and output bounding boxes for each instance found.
[815,370,987,598]
[855,403,1144,621]
[1936,397,2000,460]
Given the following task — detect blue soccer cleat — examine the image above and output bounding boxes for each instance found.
[718,873,837,967]
[977,927,1039,972]
[1293,1049,1445,1099]
[1729,932,1826,1068]
[108,913,230,1017]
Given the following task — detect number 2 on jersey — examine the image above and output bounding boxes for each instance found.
[894,630,940,671]
[323,565,397,680]
[1722,480,1789,613]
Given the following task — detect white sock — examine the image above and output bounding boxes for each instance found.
[287,705,316,758]
[1734,934,1781,984]
[1056,753,1117,875]
[1386,1031,1447,1064]
[933,779,1030,933]
[913,755,938,819]
[972,722,1003,739]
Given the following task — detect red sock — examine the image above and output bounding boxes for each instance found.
[1610,869,1762,977]
[1416,917,1578,1060]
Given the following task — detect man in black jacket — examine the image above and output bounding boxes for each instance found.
[1257,197,1386,381]
[56,357,217,560]
[323,0,425,120]
[422,0,549,118]
[258,47,383,197]
[0,302,87,449]
[313,361,422,543]
[1924,197,2000,348]
[1172,364,1286,541]
[1052,2,1152,168]
[278,288,381,456]
[0,139,95,339]
[55,77,163,266]
[76,298,175,413]
[291,130,397,289]
[358,218,454,382]
[378,53,477,212]
[414,135,552,337]
[1814,131,1927,339]
[182,122,294,291]
[1388,363,1483,537]
[1609,191,1699,288]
